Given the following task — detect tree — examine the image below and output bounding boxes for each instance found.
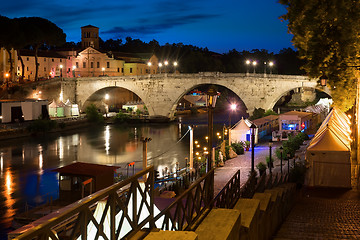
[0,16,18,80]
[279,0,360,111]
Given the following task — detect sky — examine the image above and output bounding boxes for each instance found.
[1,0,294,54]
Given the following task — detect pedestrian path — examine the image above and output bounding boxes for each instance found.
[274,187,360,239]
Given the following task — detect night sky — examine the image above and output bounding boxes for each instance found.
[1,0,293,53]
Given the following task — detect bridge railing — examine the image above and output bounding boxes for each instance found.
[13,166,155,240]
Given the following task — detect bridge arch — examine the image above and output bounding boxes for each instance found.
[60,73,321,120]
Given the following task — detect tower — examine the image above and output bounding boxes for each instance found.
[81,25,99,49]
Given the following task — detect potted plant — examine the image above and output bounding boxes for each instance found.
[244,141,250,151]
[256,162,267,176]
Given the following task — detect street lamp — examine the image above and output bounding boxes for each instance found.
[104,93,109,117]
[268,141,273,174]
[4,72,10,88]
[141,137,152,181]
[279,146,283,175]
[269,61,274,74]
[173,61,178,74]
[206,85,218,172]
[147,62,152,74]
[250,123,257,172]
[59,65,63,77]
[164,60,168,74]
[245,60,251,75]
[252,61,257,74]
[72,66,76,77]
[287,153,291,174]
[158,63,163,74]
[264,62,267,76]
[229,103,237,128]
[102,67,105,76]
[320,75,328,86]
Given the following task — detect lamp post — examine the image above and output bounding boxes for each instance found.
[229,103,237,128]
[164,60,168,74]
[158,63,163,74]
[264,62,267,76]
[268,141,273,174]
[287,153,290,174]
[59,64,63,78]
[245,60,251,76]
[173,61,178,74]
[5,72,9,89]
[252,61,257,74]
[250,123,257,172]
[104,93,109,117]
[72,66,76,77]
[147,62,152,75]
[269,61,274,74]
[141,137,152,181]
[206,85,218,172]
[279,146,283,175]
[102,67,105,76]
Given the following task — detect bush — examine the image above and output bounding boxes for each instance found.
[85,104,104,123]
[231,142,244,155]
[289,161,307,188]
[27,119,58,133]
[225,145,231,160]
[114,111,131,124]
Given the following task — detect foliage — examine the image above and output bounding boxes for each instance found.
[249,108,278,120]
[289,161,307,188]
[27,119,57,133]
[114,111,131,124]
[231,142,244,155]
[244,141,250,148]
[279,0,360,111]
[276,132,309,160]
[256,162,267,171]
[225,145,231,160]
[85,104,104,123]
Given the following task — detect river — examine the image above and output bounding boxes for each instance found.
[0,111,244,239]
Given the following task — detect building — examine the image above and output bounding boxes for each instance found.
[252,115,279,139]
[230,117,258,144]
[13,25,158,81]
[0,99,49,123]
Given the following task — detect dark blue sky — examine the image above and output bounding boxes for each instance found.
[1,0,293,53]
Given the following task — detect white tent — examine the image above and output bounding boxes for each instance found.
[306,108,351,188]
[230,117,258,145]
[64,99,72,117]
[48,100,57,117]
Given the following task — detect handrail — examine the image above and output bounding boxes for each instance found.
[213,170,241,209]
[14,166,154,240]
[153,169,214,231]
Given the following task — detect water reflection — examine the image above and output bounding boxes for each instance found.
[0,112,243,237]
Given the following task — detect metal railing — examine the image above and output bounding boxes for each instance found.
[153,169,214,231]
[14,166,155,240]
[213,170,241,209]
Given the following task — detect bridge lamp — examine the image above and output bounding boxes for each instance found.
[158,62,163,74]
[59,65,63,77]
[102,67,105,76]
[173,61,178,74]
[164,60,168,74]
[252,61,257,74]
[206,85,218,172]
[245,60,251,75]
[269,61,274,74]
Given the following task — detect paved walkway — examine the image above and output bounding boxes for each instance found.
[274,188,360,239]
[213,141,285,196]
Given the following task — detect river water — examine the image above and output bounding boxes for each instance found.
[0,111,243,238]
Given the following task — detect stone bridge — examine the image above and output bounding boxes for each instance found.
[27,73,329,119]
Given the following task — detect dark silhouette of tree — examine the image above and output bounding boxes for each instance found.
[279,0,360,111]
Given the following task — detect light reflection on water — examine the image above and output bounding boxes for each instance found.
[0,111,243,238]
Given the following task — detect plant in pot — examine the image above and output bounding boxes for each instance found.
[256,162,267,176]
[244,141,250,151]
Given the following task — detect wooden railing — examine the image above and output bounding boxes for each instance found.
[153,169,214,231]
[213,170,241,209]
[14,166,155,240]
